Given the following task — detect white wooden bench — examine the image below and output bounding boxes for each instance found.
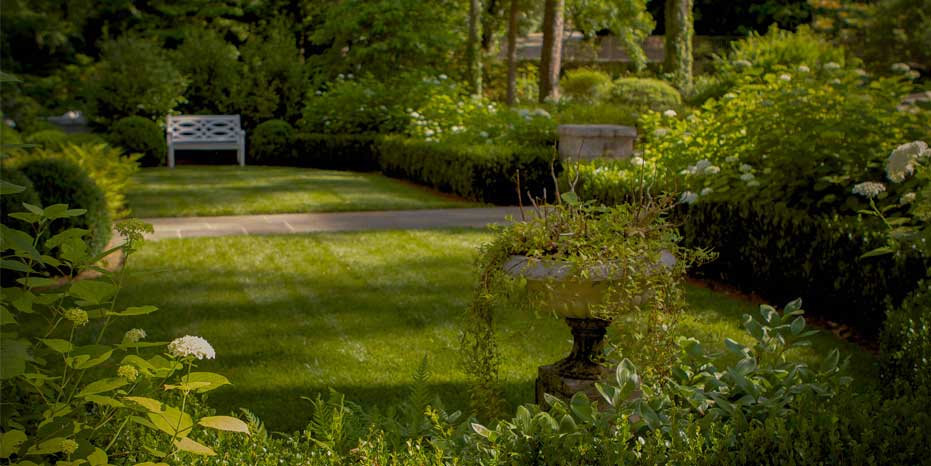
[166,115,246,168]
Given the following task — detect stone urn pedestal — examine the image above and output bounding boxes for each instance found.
[503,255,618,407]
[535,317,611,406]
[557,124,637,161]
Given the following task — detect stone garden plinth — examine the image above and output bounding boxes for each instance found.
[557,124,637,161]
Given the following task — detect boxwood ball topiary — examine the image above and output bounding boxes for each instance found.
[250,119,294,164]
[108,116,166,167]
[17,158,111,256]
[609,77,682,112]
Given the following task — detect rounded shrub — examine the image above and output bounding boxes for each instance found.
[17,158,111,256]
[25,129,68,148]
[0,166,41,230]
[107,116,166,167]
[609,77,682,112]
[250,119,294,164]
[560,68,613,102]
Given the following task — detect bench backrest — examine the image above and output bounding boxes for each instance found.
[167,115,242,143]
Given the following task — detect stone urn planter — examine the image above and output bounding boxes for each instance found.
[503,252,674,406]
[557,124,637,161]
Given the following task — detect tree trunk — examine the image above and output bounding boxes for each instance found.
[538,0,564,103]
[467,0,483,96]
[664,0,693,94]
[506,0,519,106]
[481,0,499,52]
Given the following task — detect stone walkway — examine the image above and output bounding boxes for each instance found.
[142,207,527,241]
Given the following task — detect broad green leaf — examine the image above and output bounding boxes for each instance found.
[69,280,117,306]
[0,259,33,273]
[8,212,40,223]
[125,396,162,413]
[558,414,578,434]
[790,316,805,335]
[25,437,66,455]
[87,447,108,466]
[45,228,89,249]
[147,405,193,438]
[0,430,27,459]
[39,338,73,353]
[72,346,113,370]
[569,392,593,422]
[164,381,212,392]
[107,306,157,317]
[84,395,125,409]
[77,377,128,397]
[22,203,43,215]
[173,437,215,456]
[0,307,17,326]
[198,416,250,435]
[181,372,230,393]
[16,277,59,289]
[0,180,25,195]
[0,225,40,261]
[471,422,492,438]
[121,355,157,375]
[43,204,78,220]
[724,338,748,356]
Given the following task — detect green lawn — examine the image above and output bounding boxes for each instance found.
[127,166,476,218]
[113,230,877,432]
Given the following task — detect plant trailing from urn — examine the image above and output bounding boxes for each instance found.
[461,167,714,419]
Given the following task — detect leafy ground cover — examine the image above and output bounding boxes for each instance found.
[112,229,876,432]
[126,166,476,218]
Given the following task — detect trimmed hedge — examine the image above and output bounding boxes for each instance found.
[292,133,381,171]
[677,199,928,336]
[880,281,931,391]
[17,158,111,256]
[378,136,559,204]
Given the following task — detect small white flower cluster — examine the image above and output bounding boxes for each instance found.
[123,328,147,343]
[901,192,917,205]
[517,108,551,120]
[797,65,810,73]
[168,335,216,360]
[682,159,720,176]
[663,109,677,118]
[823,62,841,71]
[891,63,911,74]
[886,141,929,183]
[779,74,792,82]
[630,156,645,167]
[851,181,886,199]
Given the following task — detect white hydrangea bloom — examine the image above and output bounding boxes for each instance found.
[704,165,721,175]
[679,191,698,204]
[901,192,917,204]
[653,128,669,137]
[779,74,792,82]
[891,63,911,73]
[630,156,645,167]
[739,164,753,173]
[168,335,216,360]
[700,187,714,196]
[798,65,810,73]
[886,141,929,183]
[663,109,677,118]
[823,62,841,71]
[740,173,755,181]
[124,328,147,343]
[851,181,886,199]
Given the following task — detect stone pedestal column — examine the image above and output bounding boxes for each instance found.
[535,317,611,406]
[557,124,637,161]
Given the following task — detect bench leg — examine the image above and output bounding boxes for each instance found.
[168,145,175,168]
[238,142,245,166]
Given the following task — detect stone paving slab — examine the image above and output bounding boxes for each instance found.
[142,207,529,241]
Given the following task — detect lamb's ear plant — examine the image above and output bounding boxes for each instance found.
[460,176,714,419]
[0,189,248,465]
